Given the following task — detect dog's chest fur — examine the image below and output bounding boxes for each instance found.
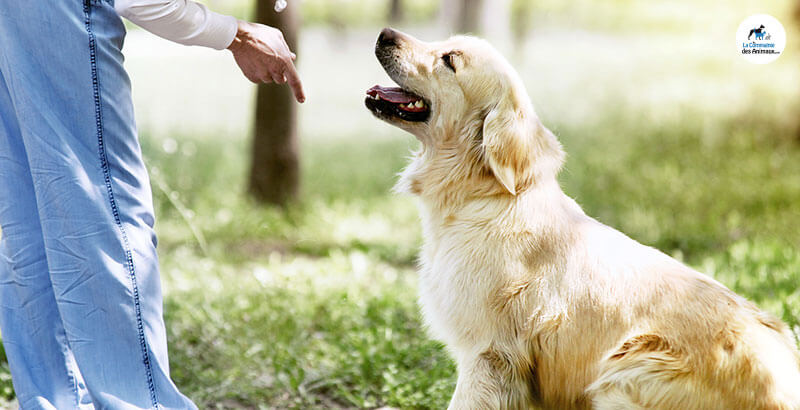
[414,194,566,353]
[412,191,638,407]
[417,215,510,349]
[413,194,587,407]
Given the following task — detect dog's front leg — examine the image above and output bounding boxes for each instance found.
[448,349,537,410]
[448,354,504,410]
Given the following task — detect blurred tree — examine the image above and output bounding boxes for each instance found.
[795,0,800,27]
[796,1,800,141]
[458,0,482,32]
[480,0,512,55]
[249,0,300,205]
[321,0,347,48]
[511,0,534,55]
[439,0,512,55]
[389,0,404,23]
[440,0,483,33]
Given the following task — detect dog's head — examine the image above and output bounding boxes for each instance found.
[365,28,564,199]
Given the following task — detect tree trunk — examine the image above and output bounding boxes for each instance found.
[511,0,534,55]
[439,0,482,34]
[439,0,485,34]
[480,0,512,55]
[388,0,404,24]
[249,0,300,206]
[796,0,800,28]
[457,0,483,33]
[440,0,512,53]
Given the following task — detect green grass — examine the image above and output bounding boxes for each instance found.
[162,253,454,409]
[142,100,799,408]
[141,134,453,408]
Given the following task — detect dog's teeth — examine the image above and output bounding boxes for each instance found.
[415,101,424,108]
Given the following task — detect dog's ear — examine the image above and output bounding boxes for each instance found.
[482,100,523,195]
[482,92,564,195]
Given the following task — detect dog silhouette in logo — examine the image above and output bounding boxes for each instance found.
[749,24,767,40]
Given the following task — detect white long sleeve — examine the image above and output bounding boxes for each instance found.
[115,0,238,50]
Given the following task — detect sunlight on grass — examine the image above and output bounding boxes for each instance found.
[160,247,454,408]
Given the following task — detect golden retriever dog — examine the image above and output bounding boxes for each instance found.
[364,28,800,409]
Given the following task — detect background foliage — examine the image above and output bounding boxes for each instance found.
[1,0,799,408]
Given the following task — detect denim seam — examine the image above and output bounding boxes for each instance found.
[82,1,159,408]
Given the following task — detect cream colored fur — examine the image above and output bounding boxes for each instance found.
[367,29,800,409]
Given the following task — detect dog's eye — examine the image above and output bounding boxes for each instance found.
[442,53,456,72]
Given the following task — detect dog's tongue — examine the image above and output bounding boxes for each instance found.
[367,85,419,104]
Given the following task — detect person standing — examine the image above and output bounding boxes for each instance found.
[0,0,303,408]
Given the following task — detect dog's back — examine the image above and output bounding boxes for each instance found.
[576,224,800,409]
[416,186,800,409]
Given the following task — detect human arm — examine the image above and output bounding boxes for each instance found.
[115,0,305,102]
[114,0,237,50]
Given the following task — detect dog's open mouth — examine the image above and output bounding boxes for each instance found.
[365,85,430,122]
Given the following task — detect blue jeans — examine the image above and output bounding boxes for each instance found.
[0,1,195,408]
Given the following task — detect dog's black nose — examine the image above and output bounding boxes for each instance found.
[377,27,399,48]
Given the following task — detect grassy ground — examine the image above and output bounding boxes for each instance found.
[147,98,800,409]
[147,113,800,409]
[1,1,800,408]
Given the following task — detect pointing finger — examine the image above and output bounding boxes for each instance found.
[283,61,305,103]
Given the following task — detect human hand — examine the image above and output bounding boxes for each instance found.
[227,20,305,103]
